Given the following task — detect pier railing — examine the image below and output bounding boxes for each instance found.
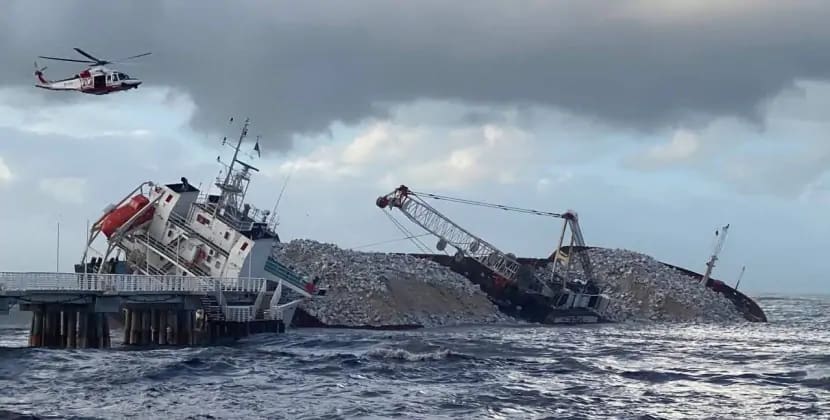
[0,272,270,295]
[223,305,256,322]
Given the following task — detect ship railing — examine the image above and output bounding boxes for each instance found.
[266,299,304,322]
[0,272,270,295]
[135,234,211,277]
[191,196,257,232]
[252,280,269,318]
[222,215,255,233]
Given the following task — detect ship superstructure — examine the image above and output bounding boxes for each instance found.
[78,118,316,332]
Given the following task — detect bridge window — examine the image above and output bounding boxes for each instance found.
[224,232,230,240]
[215,261,221,269]
[240,242,249,251]
[165,194,173,203]
[196,214,210,225]
[167,230,173,237]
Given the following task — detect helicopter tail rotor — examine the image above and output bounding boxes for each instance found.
[34,61,48,73]
[33,61,49,84]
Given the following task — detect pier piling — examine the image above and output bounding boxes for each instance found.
[24,303,287,349]
[25,307,110,349]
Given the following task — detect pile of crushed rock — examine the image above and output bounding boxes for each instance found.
[271,239,514,328]
[538,247,745,323]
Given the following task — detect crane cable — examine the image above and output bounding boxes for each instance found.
[410,188,597,291]
[411,191,565,218]
[382,209,432,254]
[350,233,432,250]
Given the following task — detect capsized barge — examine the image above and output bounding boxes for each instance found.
[409,247,767,323]
[374,186,766,325]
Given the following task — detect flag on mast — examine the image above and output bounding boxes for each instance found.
[253,136,261,157]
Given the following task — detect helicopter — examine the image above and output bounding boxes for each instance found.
[33,47,150,95]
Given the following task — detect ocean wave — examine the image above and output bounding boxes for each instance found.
[1,296,828,419]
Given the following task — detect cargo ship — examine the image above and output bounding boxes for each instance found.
[72,118,320,342]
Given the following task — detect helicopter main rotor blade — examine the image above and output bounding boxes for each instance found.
[114,52,151,62]
[73,47,103,63]
[38,55,94,64]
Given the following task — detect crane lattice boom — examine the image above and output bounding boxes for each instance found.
[377,186,521,283]
[410,189,592,267]
[376,185,596,294]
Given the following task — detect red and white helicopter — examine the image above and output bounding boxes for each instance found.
[34,47,150,95]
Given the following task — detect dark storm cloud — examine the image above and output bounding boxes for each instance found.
[3,1,830,151]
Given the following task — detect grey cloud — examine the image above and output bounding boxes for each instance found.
[722,143,830,197]
[3,1,830,152]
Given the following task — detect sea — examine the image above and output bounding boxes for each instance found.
[0,296,828,419]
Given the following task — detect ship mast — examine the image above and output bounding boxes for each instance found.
[212,118,259,223]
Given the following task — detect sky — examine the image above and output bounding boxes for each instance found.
[1,1,829,295]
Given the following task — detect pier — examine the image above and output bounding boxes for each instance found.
[0,272,302,348]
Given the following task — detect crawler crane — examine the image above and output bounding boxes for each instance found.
[376,185,611,324]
